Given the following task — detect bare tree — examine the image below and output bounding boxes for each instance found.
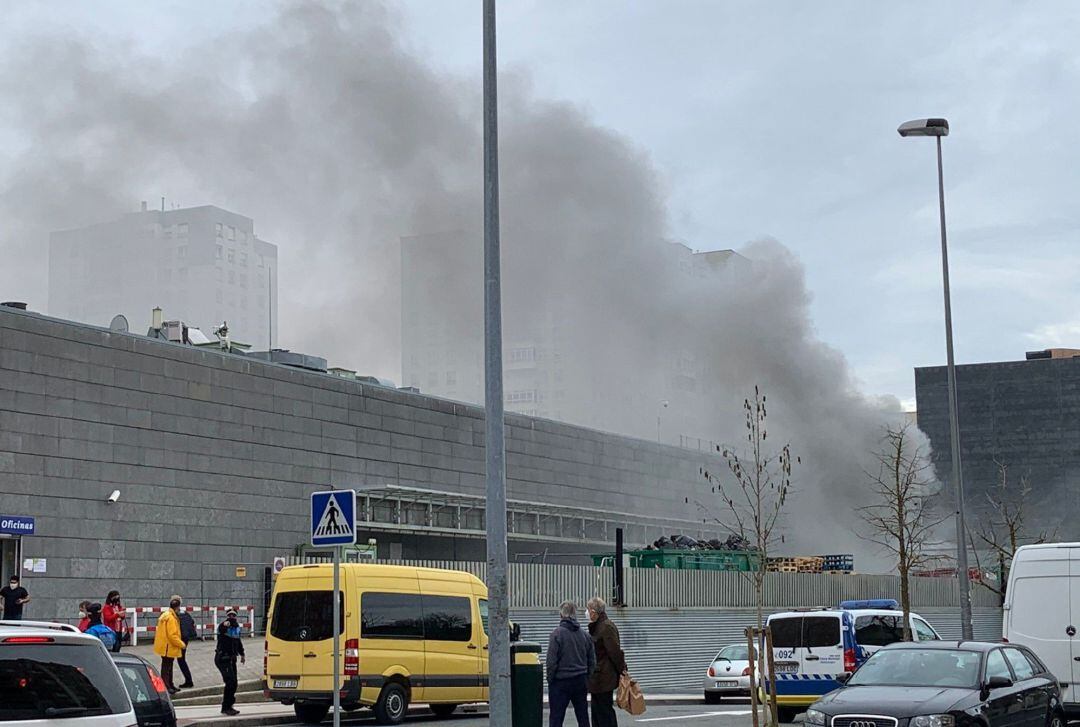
[857,423,945,641]
[702,386,797,630]
[971,460,1056,604]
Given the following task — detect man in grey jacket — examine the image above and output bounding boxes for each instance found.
[546,601,596,727]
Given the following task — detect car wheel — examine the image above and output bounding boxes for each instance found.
[374,682,409,725]
[777,707,799,723]
[1047,710,1065,727]
[704,692,722,704]
[294,703,330,724]
[431,703,458,717]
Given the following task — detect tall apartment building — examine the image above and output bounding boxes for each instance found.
[49,204,278,346]
[401,232,747,440]
[914,348,1080,541]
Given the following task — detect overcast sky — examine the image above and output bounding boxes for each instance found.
[4,1,1080,406]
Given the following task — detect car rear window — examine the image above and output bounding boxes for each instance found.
[270,591,344,642]
[115,662,154,704]
[769,616,841,648]
[0,641,131,720]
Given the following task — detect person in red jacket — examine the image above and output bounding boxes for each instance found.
[102,590,127,653]
[77,601,91,632]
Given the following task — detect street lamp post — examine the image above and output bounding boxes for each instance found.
[897,117,973,640]
[483,0,512,723]
[657,400,669,443]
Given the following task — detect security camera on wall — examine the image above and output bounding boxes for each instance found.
[107,490,120,504]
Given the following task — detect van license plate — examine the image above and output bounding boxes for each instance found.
[274,679,299,689]
[774,663,798,673]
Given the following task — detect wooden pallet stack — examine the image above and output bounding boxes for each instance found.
[767,556,824,573]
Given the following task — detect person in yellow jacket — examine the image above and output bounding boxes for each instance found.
[153,596,186,695]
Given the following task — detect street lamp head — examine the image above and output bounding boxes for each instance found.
[897,118,950,138]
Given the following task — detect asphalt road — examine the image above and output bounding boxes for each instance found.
[263,701,761,726]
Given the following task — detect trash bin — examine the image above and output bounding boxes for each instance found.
[511,641,543,727]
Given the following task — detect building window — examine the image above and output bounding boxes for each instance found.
[227,249,235,263]
[508,347,535,363]
[216,223,223,237]
[227,226,236,241]
[177,267,187,281]
[177,246,187,259]
[239,274,247,288]
[239,252,247,266]
[446,371,457,386]
[228,270,235,284]
[177,223,189,237]
[215,267,223,280]
[216,245,223,260]
[506,390,536,404]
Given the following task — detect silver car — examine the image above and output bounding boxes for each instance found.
[703,644,754,703]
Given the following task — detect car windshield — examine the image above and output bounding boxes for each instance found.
[0,642,132,720]
[847,648,982,688]
[716,645,751,661]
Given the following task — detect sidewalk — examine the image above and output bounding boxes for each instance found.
[125,636,263,688]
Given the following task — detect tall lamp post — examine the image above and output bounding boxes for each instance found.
[483,0,512,722]
[897,117,973,640]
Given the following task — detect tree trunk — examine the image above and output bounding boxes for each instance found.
[899,565,913,641]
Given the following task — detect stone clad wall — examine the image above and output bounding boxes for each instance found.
[0,307,715,619]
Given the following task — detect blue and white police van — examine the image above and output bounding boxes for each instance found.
[764,599,942,722]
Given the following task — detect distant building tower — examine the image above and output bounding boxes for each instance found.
[49,204,278,346]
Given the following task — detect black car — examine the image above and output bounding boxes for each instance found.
[110,652,177,727]
[805,641,1064,727]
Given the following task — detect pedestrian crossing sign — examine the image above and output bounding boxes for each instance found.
[310,489,357,547]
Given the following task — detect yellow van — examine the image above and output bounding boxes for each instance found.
[264,563,502,725]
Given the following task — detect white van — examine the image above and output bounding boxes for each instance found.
[766,600,941,722]
[1003,543,1080,717]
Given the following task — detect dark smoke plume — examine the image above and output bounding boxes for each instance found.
[0,2,917,567]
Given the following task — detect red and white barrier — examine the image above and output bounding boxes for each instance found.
[129,605,255,646]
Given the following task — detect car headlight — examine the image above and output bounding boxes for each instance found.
[910,716,955,727]
[805,709,828,726]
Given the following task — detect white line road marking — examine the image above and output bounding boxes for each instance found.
[637,711,754,722]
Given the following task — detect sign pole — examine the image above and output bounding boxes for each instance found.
[332,546,341,727]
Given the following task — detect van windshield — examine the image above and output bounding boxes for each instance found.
[270,591,344,642]
[770,616,841,648]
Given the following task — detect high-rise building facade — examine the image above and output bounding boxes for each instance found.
[914,348,1080,540]
[400,232,746,440]
[49,204,278,346]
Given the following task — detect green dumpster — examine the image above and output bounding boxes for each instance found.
[511,641,543,726]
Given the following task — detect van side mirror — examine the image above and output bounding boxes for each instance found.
[835,673,851,685]
[510,623,522,642]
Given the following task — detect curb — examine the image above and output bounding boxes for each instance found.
[183,696,711,726]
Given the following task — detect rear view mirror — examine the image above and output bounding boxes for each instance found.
[986,675,1013,690]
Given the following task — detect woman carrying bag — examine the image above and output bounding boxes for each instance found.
[586,597,630,727]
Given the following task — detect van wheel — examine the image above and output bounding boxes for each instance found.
[374,682,409,725]
[431,703,458,717]
[777,707,799,723]
[294,703,330,724]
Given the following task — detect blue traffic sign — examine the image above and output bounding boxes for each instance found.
[0,515,34,536]
[311,490,356,547]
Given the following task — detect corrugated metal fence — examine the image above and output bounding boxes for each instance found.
[371,559,999,609]
[510,607,1004,694]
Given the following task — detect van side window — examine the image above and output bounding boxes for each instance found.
[480,599,489,634]
[912,618,939,641]
[361,593,424,639]
[422,595,473,642]
[270,591,344,642]
[854,616,904,647]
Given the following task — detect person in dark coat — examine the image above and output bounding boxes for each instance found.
[586,597,627,727]
[176,608,199,688]
[546,601,596,727]
[215,608,246,716]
